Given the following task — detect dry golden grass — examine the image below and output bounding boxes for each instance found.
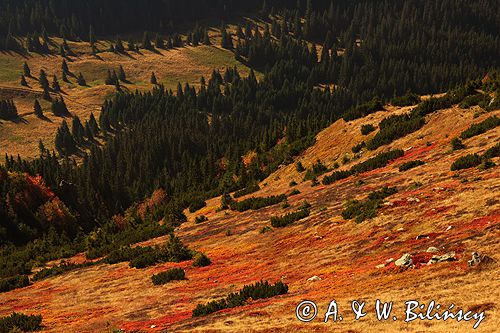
[0,103,498,332]
[0,34,257,159]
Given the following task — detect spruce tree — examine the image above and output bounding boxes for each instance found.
[115,39,125,53]
[20,75,28,86]
[127,39,135,51]
[105,69,113,85]
[155,34,164,49]
[203,29,211,45]
[77,72,86,86]
[34,99,43,118]
[23,62,31,77]
[150,72,158,85]
[88,112,99,135]
[42,87,51,101]
[221,25,233,49]
[71,116,85,144]
[59,45,66,57]
[62,60,69,74]
[89,25,95,47]
[118,65,126,82]
[39,70,49,90]
[62,71,69,83]
[52,75,61,92]
[142,31,152,50]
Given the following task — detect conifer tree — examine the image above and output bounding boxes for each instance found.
[52,75,61,92]
[62,60,69,74]
[89,112,100,135]
[39,70,49,90]
[115,39,125,53]
[142,31,152,50]
[42,87,51,101]
[155,34,164,49]
[127,39,136,51]
[20,75,28,87]
[34,99,43,118]
[23,62,31,77]
[105,70,113,85]
[118,65,126,82]
[77,72,86,86]
[62,71,69,83]
[221,25,233,49]
[203,29,211,45]
[59,45,66,57]
[89,25,95,47]
[150,72,158,85]
[71,116,85,144]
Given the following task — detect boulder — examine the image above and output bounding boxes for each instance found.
[426,247,439,253]
[468,252,481,267]
[427,251,456,265]
[395,253,413,267]
[307,275,321,282]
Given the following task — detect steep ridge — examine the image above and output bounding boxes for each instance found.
[0,101,498,332]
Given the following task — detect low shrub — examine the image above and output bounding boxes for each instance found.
[366,114,425,150]
[151,268,185,285]
[289,181,297,187]
[360,124,375,135]
[230,194,287,212]
[195,215,208,224]
[260,226,273,234]
[295,161,305,172]
[398,160,425,172]
[323,149,404,185]
[322,170,352,185]
[459,116,500,139]
[450,154,482,171]
[0,312,42,332]
[303,160,329,180]
[192,253,211,267]
[33,261,99,281]
[188,198,207,213]
[483,142,500,159]
[342,187,397,223]
[270,208,310,228]
[459,93,491,109]
[343,98,384,121]
[234,184,260,198]
[390,92,421,106]
[192,280,288,317]
[0,275,30,293]
[478,159,496,170]
[350,149,404,174]
[351,141,365,153]
[104,234,192,269]
[289,189,300,196]
[451,137,465,150]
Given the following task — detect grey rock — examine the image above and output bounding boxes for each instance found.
[395,253,413,267]
[426,247,439,253]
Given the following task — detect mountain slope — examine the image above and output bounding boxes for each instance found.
[0,101,498,332]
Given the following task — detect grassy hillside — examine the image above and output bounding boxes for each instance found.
[1,98,498,332]
[0,31,257,159]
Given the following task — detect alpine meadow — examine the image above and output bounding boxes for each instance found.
[0,1,499,332]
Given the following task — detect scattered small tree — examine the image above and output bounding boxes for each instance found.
[150,72,158,85]
[33,99,43,118]
[52,75,61,92]
[77,72,86,86]
[118,65,126,82]
[20,75,28,86]
[23,62,31,77]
